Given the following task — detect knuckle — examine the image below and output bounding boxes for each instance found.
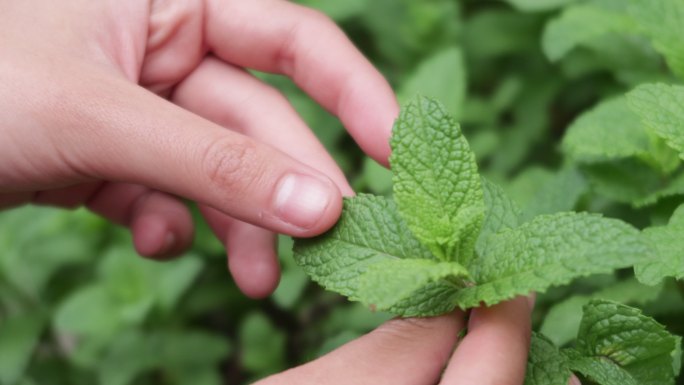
[201,136,263,195]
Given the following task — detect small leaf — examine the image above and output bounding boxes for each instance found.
[476,178,521,255]
[540,278,663,346]
[573,299,680,385]
[636,218,684,285]
[454,212,654,308]
[390,95,484,263]
[628,83,684,160]
[357,259,468,314]
[293,195,435,305]
[524,333,572,385]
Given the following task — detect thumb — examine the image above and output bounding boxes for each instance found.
[48,75,343,236]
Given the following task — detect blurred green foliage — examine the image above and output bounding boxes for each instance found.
[2,0,684,384]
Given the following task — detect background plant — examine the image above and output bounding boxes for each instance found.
[1,0,684,384]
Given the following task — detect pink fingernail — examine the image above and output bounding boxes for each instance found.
[274,173,331,230]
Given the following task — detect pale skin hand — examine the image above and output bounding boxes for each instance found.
[0,1,559,383]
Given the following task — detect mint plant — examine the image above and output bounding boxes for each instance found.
[526,300,681,385]
[293,96,654,317]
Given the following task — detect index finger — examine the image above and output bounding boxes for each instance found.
[441,297,532,385]
[204,0,398,165]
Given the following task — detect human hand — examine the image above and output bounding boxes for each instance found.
[0,0,397,297]
[260,297,542,385]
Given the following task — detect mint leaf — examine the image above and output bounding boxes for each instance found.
[628,84,684,160]
[542,4,637,62]
[572,299,680,385]
[564,348,639,385]
[563,97,653,163]
[390,95,484,263]
[518,167,588,221]
[636,204,684,285]
[453,213,653,308]
[524,333,572,385]
[357,259,469,315]
[476,178,521,254]
[540,278,663,346]
[293,195,435,301]
[627,0,684,79]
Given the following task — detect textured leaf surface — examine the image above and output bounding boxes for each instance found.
[523,333,572,385]
[476,178,521,256]
[293,195,473,317]
[628,84,684,159]
[390,96,484,263]
[636,205,684,285]
[564,349,638,385]
[541,278,662,346]
[575,300,679,385]
[454,213,653,308]
[357,259,468,315]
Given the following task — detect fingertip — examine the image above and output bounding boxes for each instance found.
[226,221,281,298]
[132,214,173,258]
[228,251,281,299]
[569,375,582,385]
[271,172,343,237]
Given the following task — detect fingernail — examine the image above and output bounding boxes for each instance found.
[569,375,582,385]
[273,173,331,230]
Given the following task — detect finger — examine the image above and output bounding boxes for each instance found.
[36,71,342,237]
[172,56,353,195]
[570,375,582,385]
[200,205,280,298]
[86,183,193,259]
[173,56,353,297]
[257,312,465,385]
[204,0,398,165]
[440,297,532,385]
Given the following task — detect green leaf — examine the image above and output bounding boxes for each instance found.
[627,0,684,79]
[581,159,665,205]
[540,278,663,346]
[563,97,653,163]
[293,195,435,306]
[628,84,684,159]
[519,167,588,221]
[542,4,637,62]
[0,313,45,385]
[476,178,521,254]
[523,333,572,385]
[390,95,484,263]
[636,207,684,285]
[239,312,286,376]
[564,348,639,385]
[54,285,122,338]
[357,259,469,314]
[573,299,680,385]
[454,212,653,308]
[399,47,467,119]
